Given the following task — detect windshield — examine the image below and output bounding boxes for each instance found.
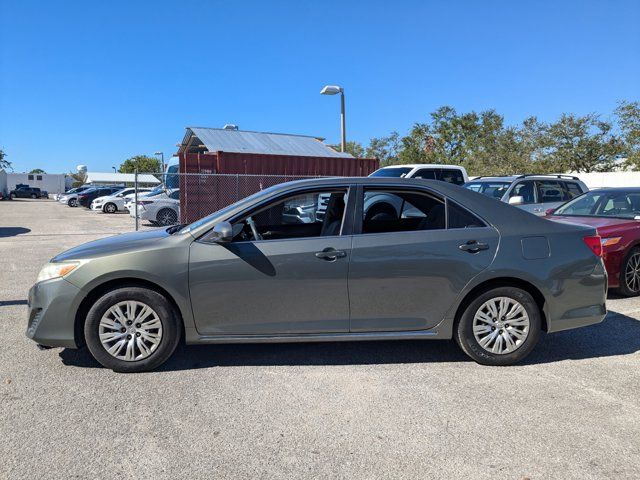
[464,181,511,199]
[369,167,413,178]
[554,190,640,219]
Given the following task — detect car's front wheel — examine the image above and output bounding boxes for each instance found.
[30,194,37,199]
[618,247,640,297]
[103,202,117,214]
[455,286,541,366]
[10,193,16,199]
[68,198,78,207]
[84,287,181,372]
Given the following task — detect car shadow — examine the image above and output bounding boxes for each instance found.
[58,311,640,372]
[0,227,31,238]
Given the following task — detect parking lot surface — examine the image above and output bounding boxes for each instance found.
[1,199,640,479]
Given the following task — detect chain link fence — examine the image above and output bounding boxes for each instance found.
[131,172,323,229]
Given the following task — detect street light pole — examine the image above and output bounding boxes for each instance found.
[320,85,346,153]
[154,151,165,174]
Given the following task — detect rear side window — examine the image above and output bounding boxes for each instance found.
[535,180,567,203]
[438,169,465,185]
[564,182,584,199]
[448,202,486,228]
[362,189,445,234]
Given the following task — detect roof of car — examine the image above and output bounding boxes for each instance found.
[468,174,582,182]
[378,164,466,170]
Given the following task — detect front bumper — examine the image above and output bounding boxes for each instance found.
[26,278,84,349]
[91,202,103,211]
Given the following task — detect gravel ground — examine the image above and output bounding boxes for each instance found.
[1,199,639,479]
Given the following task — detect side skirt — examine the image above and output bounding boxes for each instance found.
[189,329,448,345]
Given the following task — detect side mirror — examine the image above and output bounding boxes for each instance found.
[211,221,233,243]
[545,208,556,216]
[508,195,524,205]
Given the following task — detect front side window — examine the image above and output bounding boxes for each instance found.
[509,181,536,204]
[362,189,445,234]
[438,169,465,185]
[231,189,348,241]
[413,169,436,180]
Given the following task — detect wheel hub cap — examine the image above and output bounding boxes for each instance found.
[98,300,163,361]
[625,253,640,292]
[472,296,530,355]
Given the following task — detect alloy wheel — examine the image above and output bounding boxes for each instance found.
[98,300,163,361]
[104,203,116,213]
[472,296,530,355]
[158,209,177,226]
[624,252,640,293]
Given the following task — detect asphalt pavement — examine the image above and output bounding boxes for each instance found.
[1,199,639,479]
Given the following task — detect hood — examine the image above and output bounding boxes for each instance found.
[548,215,639,234]
[53,228,171,262]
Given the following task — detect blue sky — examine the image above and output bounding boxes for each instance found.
[1,0,638,173]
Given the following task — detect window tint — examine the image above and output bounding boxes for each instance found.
[535,180,567,203]
[413,169,436,180]
[564,182,584,199]
[232,190,347,241]
[362,189,445,234]
[448,202,486,228]
[509,181,535,204]
[438,169,465,185]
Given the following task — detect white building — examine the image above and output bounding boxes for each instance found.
[84,172,161,186]
[0,170,72,196]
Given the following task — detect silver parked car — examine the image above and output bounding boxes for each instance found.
[27,177,607,372]
[464,174,588,215]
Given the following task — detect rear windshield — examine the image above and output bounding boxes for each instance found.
[464,181,510,199]
[369,167,413,178]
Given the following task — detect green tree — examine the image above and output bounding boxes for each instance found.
[29,168,46,174]
[69,171,87,188]
[544,113,623,172]
[365,132,401,166]
[0,149,10,170]
[615,100,640,168]
[329,141,365,158]
[118,155,161,173]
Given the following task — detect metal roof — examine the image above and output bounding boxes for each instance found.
[179,127,353,158]
[85,172,161,184]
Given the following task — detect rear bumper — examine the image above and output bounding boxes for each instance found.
[26,278,83,349]
[546,260,608,333]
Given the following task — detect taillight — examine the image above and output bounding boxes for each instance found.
[583,236,602,257]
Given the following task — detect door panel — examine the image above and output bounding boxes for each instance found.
[348,227,498,332]
[189,236,352,335]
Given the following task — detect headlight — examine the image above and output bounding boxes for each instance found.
[36,261,82,283]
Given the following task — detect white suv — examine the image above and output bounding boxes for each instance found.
[369,164,469,185]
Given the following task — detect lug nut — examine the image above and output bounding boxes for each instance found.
[126,334,132,339]
[126,320,132,326]
[135,332,141,337]
[135,323,141,328]
[120,328,126,333]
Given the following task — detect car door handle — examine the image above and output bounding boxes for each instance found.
[459,241,489,253]
[315,248,347,261]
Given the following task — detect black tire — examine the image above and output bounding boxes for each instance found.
[30,194,37,199]
[84,287,181,372]
[617,247,640,297]
[454,286,541,366]
[156,208,178,226]
[10,193,16,199]
[68,198,78,207]
[103,202,117,213]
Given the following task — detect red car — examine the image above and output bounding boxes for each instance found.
[547,188,640,296]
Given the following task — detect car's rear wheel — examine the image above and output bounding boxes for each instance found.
[156,208,177,226]
[30,194,37,199]
[455,286,541,366]
[618,247,640,297]
[103,202,117,213]
[84,287,181,372]
[68,198,78,207]
[10,193,16,199]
